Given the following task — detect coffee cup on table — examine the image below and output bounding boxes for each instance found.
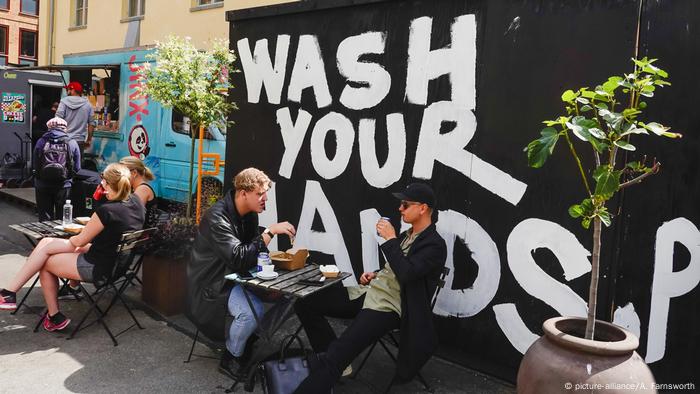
[262,264,275,275]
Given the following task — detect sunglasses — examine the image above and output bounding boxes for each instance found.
[400,200,422,209]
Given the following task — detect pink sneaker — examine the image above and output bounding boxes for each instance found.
[0,291,17,311]
[43,312,71,332]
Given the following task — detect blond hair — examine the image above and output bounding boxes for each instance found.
[103,163,132,201]
[233,168,272,192]
[119,156,155,181]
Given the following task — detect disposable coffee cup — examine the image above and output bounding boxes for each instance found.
[377,217,390,236]
[262,264,275,274]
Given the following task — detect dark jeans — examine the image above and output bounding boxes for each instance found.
[293,285,400,393]
[35,186,70,221]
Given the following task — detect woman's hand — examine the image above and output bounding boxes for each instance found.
[360,271,377,285]
[73,243,91,254]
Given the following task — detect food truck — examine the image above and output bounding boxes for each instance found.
[14,47,227,203]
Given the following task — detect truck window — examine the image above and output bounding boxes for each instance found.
[172,108,226,139]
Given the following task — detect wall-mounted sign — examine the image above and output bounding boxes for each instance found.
[1,92,27,123]
[2,72,18,79]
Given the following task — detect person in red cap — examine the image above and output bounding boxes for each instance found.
[56,81,94,157]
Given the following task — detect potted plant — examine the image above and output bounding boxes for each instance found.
[518,57,681,393]
[138,36,237,219]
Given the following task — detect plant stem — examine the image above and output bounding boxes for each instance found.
[563,132,592,196]
[187,128,196,219]
[620,162,661,189]
[585,216,602,340]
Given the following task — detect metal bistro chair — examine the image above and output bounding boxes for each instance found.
[34,228,157,346]
[352,265,451,393]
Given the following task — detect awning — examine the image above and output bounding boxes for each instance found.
[6,64,120,86]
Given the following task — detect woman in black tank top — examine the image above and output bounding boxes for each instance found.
[119,156,158,228]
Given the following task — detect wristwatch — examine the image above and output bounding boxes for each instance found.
[263,228,274,238]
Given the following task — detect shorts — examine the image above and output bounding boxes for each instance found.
[76,254,95,283]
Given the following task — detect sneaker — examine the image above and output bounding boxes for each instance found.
[43,312,71,332]
[0,289,16,311]
[342,365,353,377]
[57,285,82,300]
[218,350,245,380]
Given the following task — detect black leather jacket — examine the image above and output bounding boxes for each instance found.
[185,191,267,340]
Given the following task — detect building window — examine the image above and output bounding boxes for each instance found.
[0,25,7,66]
[73,0,88,27]
[20,0,38,16]
[127,0,145,17]
[0,0,9,11]
[19,29,37,65]
[197,0,223,5]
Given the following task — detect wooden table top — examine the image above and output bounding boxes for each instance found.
[231,264,352,299]
[9,220,72,240]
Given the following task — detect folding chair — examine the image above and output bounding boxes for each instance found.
[34,228,157,346]
[352,266,451,393]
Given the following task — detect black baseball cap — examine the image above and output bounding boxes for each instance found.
[392,182,436,207]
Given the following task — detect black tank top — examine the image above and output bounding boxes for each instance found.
[135,183,159,228]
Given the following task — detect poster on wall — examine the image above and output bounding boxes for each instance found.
[1,92,27,123]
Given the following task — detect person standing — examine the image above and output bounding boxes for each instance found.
[187,168,296,379]
[33,117,81,222]
[56,81,94,157]
[293,183,447,393]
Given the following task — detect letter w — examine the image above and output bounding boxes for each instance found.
[237,35,291,104]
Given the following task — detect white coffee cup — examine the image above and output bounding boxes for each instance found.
[262,264,275,275]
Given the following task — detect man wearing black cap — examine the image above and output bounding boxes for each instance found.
[293,182,447,393]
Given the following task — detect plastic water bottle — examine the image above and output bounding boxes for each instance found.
[257,252,270,272]
[63,200,73,226]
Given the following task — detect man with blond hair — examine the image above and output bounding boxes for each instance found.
[187,168,296,379]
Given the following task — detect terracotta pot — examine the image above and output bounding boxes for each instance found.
[517,317,656,393]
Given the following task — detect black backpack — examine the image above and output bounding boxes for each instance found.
[39,135,73,183]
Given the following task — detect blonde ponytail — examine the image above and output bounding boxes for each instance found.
[119,156,155,181]
[103,163,132,201]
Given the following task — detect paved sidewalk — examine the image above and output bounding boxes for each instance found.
[0,200,515,393]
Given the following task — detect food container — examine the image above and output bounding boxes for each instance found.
[63,224,84,234]
[74,217,91,225]
[319,265,340,278]
[270,248,309,271]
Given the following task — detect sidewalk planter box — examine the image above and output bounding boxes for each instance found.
[142,255,187,316]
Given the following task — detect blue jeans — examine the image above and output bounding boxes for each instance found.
[226,284,264,357]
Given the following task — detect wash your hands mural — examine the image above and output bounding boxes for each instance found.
[225,0,700,383]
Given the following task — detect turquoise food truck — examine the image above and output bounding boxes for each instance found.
[24,46,227,204]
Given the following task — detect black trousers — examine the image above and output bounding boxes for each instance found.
[294,285,400,393]
[35,186,70,222]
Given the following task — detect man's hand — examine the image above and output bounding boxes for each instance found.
[268,221,296,239]
[360,271,377,285]
[376,218,396,240]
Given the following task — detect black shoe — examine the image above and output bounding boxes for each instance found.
[57,285,82,300]
[219,350,245,380]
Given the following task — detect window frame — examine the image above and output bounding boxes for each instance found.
[0,24,8,66]
[198,0,223,5]
[127,0,145,18]
[72,0,88,28]
[18,28,38,64]
[20,0,39,17]
[0,0,9,11]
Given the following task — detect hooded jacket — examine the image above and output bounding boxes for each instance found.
[56,95,94,142]
[380,223,447,382]
[186,191,268,340]
[33,128,81,189]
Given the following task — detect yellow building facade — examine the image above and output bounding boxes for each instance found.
[38,0,296,65]
[0,0,40,65]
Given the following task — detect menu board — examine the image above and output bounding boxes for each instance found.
[1,93,26,123]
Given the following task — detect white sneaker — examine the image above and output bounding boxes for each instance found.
[342,365,353,377]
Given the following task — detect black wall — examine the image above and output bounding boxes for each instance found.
[226,0,699,384]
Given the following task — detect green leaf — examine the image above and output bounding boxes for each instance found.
[561,90,577,102]
[588,127,606,139]
[576,97,590,105]
[602,76,623,93]
[593,167,621,199]
[582,217,592,229]
[614,140,636,151]
[639,101,647,109]
[569,204,584,218]
[619,127,648,137]
[595,102,609,110]
[598,210,612,227]
[581,90,596,99]
[580,105,593,112]
[526,127,559,168]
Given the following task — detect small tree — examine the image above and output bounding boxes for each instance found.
[138,36,237,218]
[526,57,682,340]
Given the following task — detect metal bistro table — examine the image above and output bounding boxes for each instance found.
[8,220,75,314]
[226,263,352,391]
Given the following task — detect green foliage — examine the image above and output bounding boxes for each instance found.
[526,57,682,229]
[137,36,238,129]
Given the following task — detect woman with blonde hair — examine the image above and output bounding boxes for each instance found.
[119,156,158,228]
[0,163,145,331]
